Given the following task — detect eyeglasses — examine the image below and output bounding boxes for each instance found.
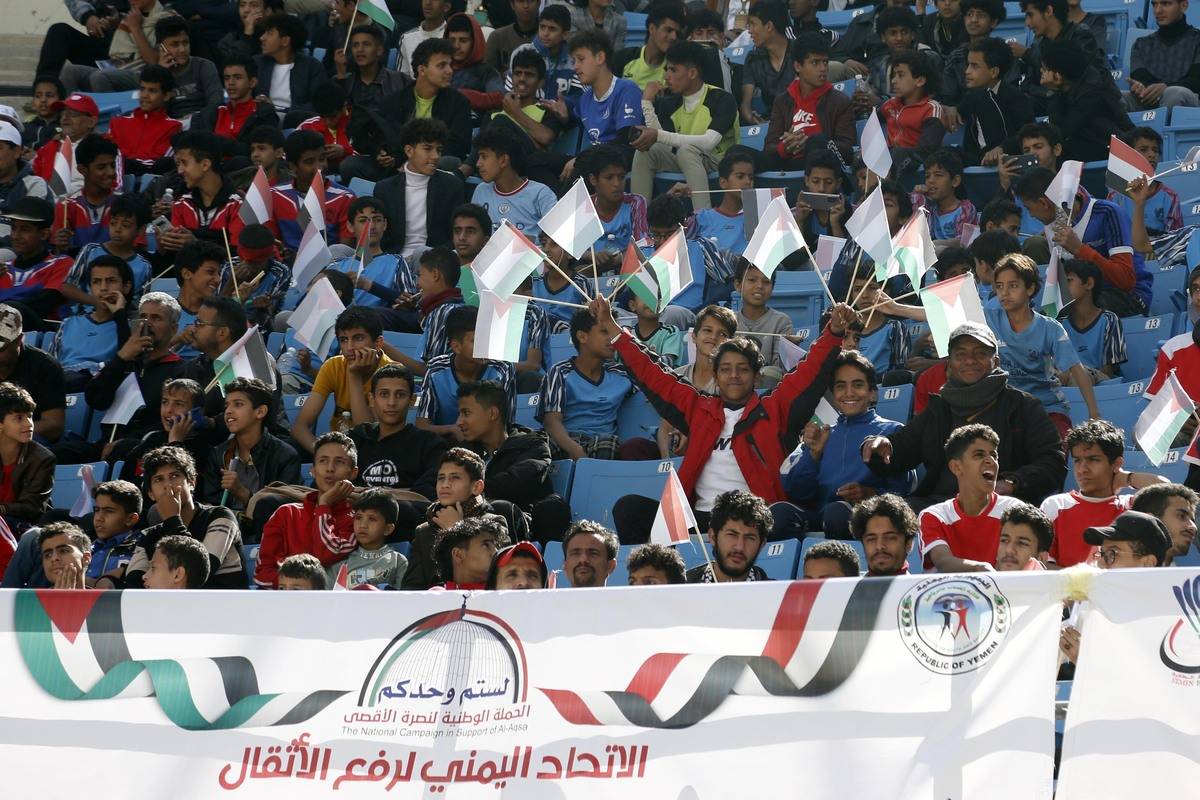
[1097,546,1132,566]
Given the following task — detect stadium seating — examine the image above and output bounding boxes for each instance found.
[1165,107,1200,162]
[514,392,541,429]
[381,331,423,361]
[65,393,91,440]
[283,394,335,436]
[1120,314,1172,380]
[568,457,681,523]
[877,383,914,423]
[51,462,108,510]
[740,124,767,152]
[616,391,662,442]
[549,459,574,501]
[347,178,375,198]
[625,12,648,47]
[242,544,259,584]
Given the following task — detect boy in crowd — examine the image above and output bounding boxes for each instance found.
[1061,258,1127,382]
[980,197,1023,237]
[487,541,549,590]
[416,306,516,439]
[162,132,243,250]
[0,382,53,532]
[202,377,301,512]
[879,49,945,175]
[996,502,1053,570]
[277,553,329,590]
[479,49,566,192]
[255,432,358,588]
[912,148,977,240]
[687,490,772,583]
[431,516,511,590]
[119,377,210,483]
[1040,39,1132,164]
[293,307,394,453]
[734,260,795,386]
[413,248,466,368]
[471,127,557,237]
[375,118,465,259]
[333,25,406,113]
[1131,483,1199,566]
[613,1,684,89]
[298,83,356,172]
[783,352,914,538]
[126,445,246,589]
[532,229,590,330]
[168,240,222,359]
[583,145,648,261]
[193,56,280,162]
[328,196,416,313]
[154,16,222,120]
[107,65,182,176]
[921,0,967,57]
[685,151,755,255]
[326,489,408,589]
[626,542,687,585]
[919,424,1025,572]
[739,1,794,124]
[277,270,355,394]
[794,150,850,252]
[968,229,1019,309]
[509,4,575,101]
[143,534,211,589]
[986,253,1100,434]
[55,134,120,251]
[380,39,473,164]
[801,540,861,579]
[0,118,50,247]
[446,13,505,103]
[38,523,94,590]
[406,448,520,589]
[50,255,133,391]
[562,520,619,588]
[842,269,911,377]
[24,75,64,152]
[545,31,645,174]
[958,37,1032,167]
[938,0,1006,108]
[1041,420,1164,567]
[0,197,74,322]
[622,290,689,367]
[347,364,446,534]
[220,223,291,328]
[850,493,918,577]
[269,130,354,251]
[859,6,939,103]
[1016,0,1109,113]
[85,480,144,589]
[63,194,151,311]
[399,0,452,80]
[255,13,324,125]
[231,126,291,191]
[32,93,101,197]
[764,34,855,171]
[538,307,636,460]
[630,40,738,209]
[452,203,492,267]
[1107,127,1183,237]
[644,194,721,314]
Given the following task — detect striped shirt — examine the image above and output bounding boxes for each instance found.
[538,357,634,436]
[416,354,516,426]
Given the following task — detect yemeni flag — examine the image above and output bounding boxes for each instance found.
[290,216,334,293]
[473,221,544,300]
[633,227,693,313]
[13,590,346,730]
[919,273,988,357]
[1106,135,1153,196]
[845,184,893,269]
[48,141,74,199]
[358,0,395,29]
[296,168,326,236]
[212,327,275,392]
[650,468,697,547]
[474,290,528,362]
[860,111,892,178]
[741,187,785,240]
[1135,371,1195,466]
[883,209,936,286]
[238,166,273,226]
[539,178,603,260]
[743,194,806,279]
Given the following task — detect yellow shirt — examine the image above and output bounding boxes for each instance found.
[414,93,435,119]
[311,353,395,419]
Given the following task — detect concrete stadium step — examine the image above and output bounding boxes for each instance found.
[0,35,45,97]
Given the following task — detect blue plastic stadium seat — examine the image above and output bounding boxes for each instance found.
[1063,384,1146,436]
[624,12,648,47]
[546,331,574,367]
[815,8,865,35]
[381,331,423,361]
[266,331,285,356]
[993,17,1031,45]
[300,462,313,486]
[1148,262,1186,317]
[549,459,574,501]
[66,393,91,440]
[724,44,750,65]
[740,124,766,151]
[906,542,923,574]
[242,544,259,585]
[551,125,583,156]
[876,383,914,422]
[800,536,866,575]
[150,277,177,294]
[1165,106,1200,161]
[1128,106,1166,135]
[514,392,542,430]
[568,457,681,523]
[1087,0,1133,58]
[616,392,662,443]
[52,462,108,510]
[283,393,335,436]
[347,177,375,197]
[831,78,857,97]
[962,167,1001,211]
[1080,160,1108,199]
[758,538,802,580]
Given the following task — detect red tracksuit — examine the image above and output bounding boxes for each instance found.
[108,107,182,165]
[254,492,356,587]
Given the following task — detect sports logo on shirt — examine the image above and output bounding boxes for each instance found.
[899,575,1010,675]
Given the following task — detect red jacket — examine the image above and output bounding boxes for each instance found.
[297,114,356,158]
[614,325,842,504]
[254,491,355,587]
[108,107,182,164]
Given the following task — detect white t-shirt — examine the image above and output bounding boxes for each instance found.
[269,62,294,111]
[399,22,447,79]
[693,406,750,512]
[402,166,430,261]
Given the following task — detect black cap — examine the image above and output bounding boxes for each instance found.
[3,196,55,227]
[237,223,275,249]
[1083,510,1171,565]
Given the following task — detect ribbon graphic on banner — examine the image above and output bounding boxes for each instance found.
[15,590,348,731]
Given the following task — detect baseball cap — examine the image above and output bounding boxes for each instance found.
[51,93,100,117]
[948,322,998,352]
[0,305,22,348]
[0,121,20,148]
[0,105,24,133]
[2,196,55,226]
[1083,510,1171,565]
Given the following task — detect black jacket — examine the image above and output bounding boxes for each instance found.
[374,167,465,252]
[200,429,302,506]
[468,425,554,509]
[182,353,291,444]
[347,421,446,499]
[958,81,1034,167]
[254,53,325,119]
[1048,66,1134,164]
[403,496,529,590]
[867,384,1066,505]
[86,351,189,441]
[191,100,280,158]
[378,86,474,159]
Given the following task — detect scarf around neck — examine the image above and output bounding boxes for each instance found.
[939,368,1008,419]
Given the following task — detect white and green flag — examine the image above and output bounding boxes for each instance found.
[845,184,893,269]
[213,327,275,393]
[743,194,806,279]
[473,221,545,301]
[473,290,528,363]
[1134,371,1194,466]
[358,0,395,29]
[538,178,603,260]
[628,228,693,312]
[919,273,988,357]
[883,208,936,286]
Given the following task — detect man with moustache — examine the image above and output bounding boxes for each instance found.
[686,490,772,583]
[850,493,918,577]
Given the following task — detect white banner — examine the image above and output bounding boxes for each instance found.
[1058,568,1200,798]
[0,574,1066,797]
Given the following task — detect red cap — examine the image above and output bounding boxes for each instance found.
[51,93,100,117]
[495,541,544,570]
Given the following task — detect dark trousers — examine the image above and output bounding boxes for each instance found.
[528,494,572,544]
[38,23,112,76]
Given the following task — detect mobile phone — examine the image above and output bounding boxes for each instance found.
[1005,154,1039,171]
[150,215,171,236]
[138,318,149,337]
[799,192,842,211]
[187,407,209,430]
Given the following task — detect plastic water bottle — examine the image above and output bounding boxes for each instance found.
[338,411,352,432]
[162,188,175,205]
[145,223,157,254]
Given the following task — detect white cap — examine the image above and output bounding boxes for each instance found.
[0,121,20,148]
[0,106,24,133]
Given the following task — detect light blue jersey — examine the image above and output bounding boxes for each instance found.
[327,253,414,308]
[538,358,634,436]
[985,306,1079,415]
[471,179,558,238]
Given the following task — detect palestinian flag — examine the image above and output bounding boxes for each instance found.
[1135,371,1195,466]
[539,178,603,260]
[650,468,696,547]
[358,0,395,29]
[1106,135,1153,196]
[474,290,528,362]
[13,590,346,730]
[1040,238,1069,317]
[743,195,806,279]
[213,327,275,392]
[630,228,693,313]
[353,219,370,270]
[741,188,785,240]
[459,265,479,306]
[473,221,544,300]
[883,209,936,286]
[919,273,988,357]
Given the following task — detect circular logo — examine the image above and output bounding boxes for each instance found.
[899,576,1010,675]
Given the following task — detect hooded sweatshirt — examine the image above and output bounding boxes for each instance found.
[447,13,505,111]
